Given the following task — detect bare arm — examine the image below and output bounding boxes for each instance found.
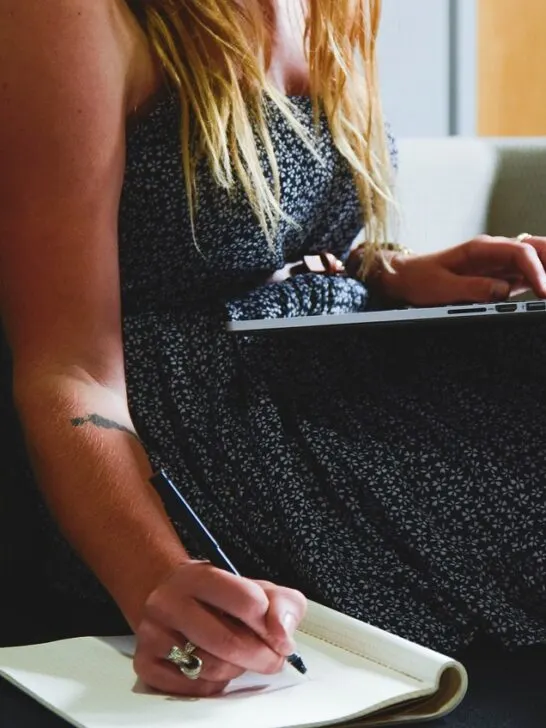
[0,0,307,696]
[0,0,185,628]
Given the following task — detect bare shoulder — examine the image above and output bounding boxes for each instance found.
[0,0,135,124]
[0,0,139,385]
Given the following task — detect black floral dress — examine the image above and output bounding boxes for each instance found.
[4,94,546,656]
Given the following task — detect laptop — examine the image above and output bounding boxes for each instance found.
[227,299,546,334]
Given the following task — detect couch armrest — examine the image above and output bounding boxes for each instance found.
[486,141,546,238]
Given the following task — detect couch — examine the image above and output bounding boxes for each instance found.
[3,137,546,727]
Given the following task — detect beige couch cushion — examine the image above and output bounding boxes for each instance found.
[394,138,497,254]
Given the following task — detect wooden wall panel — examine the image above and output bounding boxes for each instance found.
[478,0,546,136]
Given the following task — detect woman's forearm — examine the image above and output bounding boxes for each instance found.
[15,373,187,629]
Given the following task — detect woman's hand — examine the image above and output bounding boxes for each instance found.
[377,235,546,307]
[133,560,307,697]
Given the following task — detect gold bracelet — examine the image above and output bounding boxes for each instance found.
[346,242,414,282]
[376,242,414,256]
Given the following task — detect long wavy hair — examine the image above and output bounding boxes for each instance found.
[129,0,392,258]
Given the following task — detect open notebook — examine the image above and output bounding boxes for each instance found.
[0,600,467,728]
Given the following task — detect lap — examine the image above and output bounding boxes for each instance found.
[223,318,546,647]
[3,317,546,650]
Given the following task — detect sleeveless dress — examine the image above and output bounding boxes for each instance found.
[4,93,546,656]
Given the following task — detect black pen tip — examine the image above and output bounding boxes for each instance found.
[287,652,307,675]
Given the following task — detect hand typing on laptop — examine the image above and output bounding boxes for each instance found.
[349,234,546,307]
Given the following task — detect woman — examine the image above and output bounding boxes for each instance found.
[2,0,546,698]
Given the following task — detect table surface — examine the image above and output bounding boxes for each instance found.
[2,644,546,728]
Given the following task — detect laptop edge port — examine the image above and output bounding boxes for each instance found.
[526,301,546,312]
[495,303,518,313]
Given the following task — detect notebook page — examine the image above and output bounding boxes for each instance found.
[300,601,467,691]
[0,631,432,728]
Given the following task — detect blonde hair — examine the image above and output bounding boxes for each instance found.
[131,0,392,256]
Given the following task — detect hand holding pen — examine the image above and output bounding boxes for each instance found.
[130,470,307,697]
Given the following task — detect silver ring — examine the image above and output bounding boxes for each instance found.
[182,641,196,655]
[166,642,203,680]
[517,233,532,242]
[179,653,203,680]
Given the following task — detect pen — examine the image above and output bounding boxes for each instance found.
[150,468,307,675]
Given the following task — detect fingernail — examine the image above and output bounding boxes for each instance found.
[279,613,297,655]
[281,612,297,636]
[492,281,510,300]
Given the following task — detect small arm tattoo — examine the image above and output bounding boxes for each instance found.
[71,414,141,443]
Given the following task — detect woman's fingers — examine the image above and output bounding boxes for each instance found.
[447,236,546,296]
[446,273,511,303]
[404,265,510,305]
[134,650,230,697]
[254,580,307,655]
[146,598,285,674]
[153,564,270,632]
[135,561,308,697]
[134,621,246,695]
[517,235,546,273]
[137,667,229,697]
[192,569,270,629]
[143,565,285,673]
